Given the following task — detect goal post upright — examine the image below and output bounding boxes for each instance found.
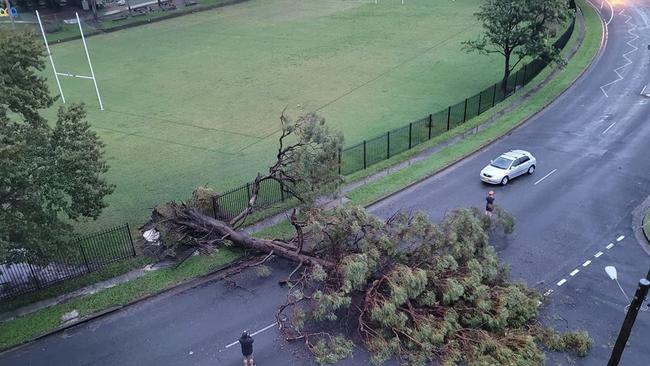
[35,11,104,110]
[75,12,104,110]
[35,10,66,103]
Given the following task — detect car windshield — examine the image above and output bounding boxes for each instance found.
[490,156,514,170]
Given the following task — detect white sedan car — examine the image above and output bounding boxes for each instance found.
[480,150,536,185]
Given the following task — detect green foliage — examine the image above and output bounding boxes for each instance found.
[543,329,593,357]
[279,206,590,365]
[281,112,344,204]
[0,28,56,123]
[311,335,354,365]
[0,29,113,263]
[312,291,351,321]
[464,0,572,84]
[256,265,272,278]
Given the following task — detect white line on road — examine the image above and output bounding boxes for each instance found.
[583,260,592,267]
[224,321,278,349]
[534,169,557,185]
[570,269,580,276]
[602,122,617,134]
[605,1,614,25]
[616,235,625,242]
[544,289,554,297]
[557,279,567,286]
[595,251,604,258]
[606,243,614,249]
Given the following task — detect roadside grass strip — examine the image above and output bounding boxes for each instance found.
[0,249,243,351]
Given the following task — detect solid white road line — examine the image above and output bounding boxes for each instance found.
[583,260,592,267]
[616,235,625,241]
[557,279,567,286]
[534,169,557,185]
[224,321,278,349]
[602,122,617,134]
[606,243,614,249]
[595,251,604,258]
[570,269,580,276]
[605,0,614,25]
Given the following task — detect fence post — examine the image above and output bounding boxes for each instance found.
[126,223,136,257]
[492,84,497,106]
[386,131,390,159]
[79,244,91,273]
[408,123,413,149]
[446,106,451,131]
[28,263,41,289]
[279,182,285,202]
[523,64,528,84]
[337,148,342,175]
[463,98,468,122]
[478,93,482,115]
[212,196,218,219]
[428,114,432,139]
[363,140,367,169]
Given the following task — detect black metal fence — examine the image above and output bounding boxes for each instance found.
[0,223,136,301]
[209,2,578,219]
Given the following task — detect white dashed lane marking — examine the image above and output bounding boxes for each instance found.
[602,122,617,134]
[543,235,625,296]
[224,321,278,349]
[534,169,557,185]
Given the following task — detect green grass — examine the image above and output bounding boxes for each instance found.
[645,211,650,238]
[36,0,506,231]
[252,0,601,238]
[345,0,601,206]
[0,248,243,351]
[0,257,151,315]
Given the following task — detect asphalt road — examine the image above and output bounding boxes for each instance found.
[2,0,649,365]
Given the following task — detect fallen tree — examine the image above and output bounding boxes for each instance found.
[150,112,591,365]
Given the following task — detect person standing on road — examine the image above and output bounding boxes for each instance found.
[239,331,255,366]
[485,190,495,217]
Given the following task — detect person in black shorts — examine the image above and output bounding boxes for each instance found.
[239,331,255,366]
[485,190,495,217]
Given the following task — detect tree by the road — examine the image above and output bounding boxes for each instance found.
[0,28,114,263]
[153,109,591,365]
[463,0,572,91]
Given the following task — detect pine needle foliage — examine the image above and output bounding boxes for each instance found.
[278,206,590,365]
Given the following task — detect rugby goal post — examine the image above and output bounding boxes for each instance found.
[35,11,104,110]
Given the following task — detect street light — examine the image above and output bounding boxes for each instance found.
[606,274,650,366]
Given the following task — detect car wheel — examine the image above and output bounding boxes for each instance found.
[528,165,535,174]
[501,176,509,185]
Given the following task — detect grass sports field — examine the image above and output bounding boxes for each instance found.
[41,0,504,230]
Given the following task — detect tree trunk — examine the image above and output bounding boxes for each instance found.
[501,51,511,94]
[175,208,334,269]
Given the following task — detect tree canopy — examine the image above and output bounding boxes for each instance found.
[0,28,113,263]
[463,0,572,90]
[152,110,591,365]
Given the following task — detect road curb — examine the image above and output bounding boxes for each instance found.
[642,214,650,246]
[0,254,256,355]
[364,2,600,209]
